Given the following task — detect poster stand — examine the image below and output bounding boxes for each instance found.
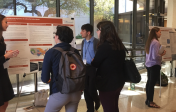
[15,72,38,96]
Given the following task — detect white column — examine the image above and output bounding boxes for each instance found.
[167,0,176,28]
[167,0,176,75]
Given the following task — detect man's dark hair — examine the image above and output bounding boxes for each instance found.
[81,24,93,35]
[56,26,74,43]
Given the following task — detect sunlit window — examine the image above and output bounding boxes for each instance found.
[0,0,14,15]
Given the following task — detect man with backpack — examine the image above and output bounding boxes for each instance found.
[41,26,85,112]
[80,24,100,112]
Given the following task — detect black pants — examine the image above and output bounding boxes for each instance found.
[146,65,161,102]
[84,65,100,112]
[99,86,123,112]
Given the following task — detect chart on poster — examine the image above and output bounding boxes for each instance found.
[3,16,76,74]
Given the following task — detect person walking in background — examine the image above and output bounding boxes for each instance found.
[80,24,100,112]
[0,14,19,112]
[145,27,166,108]
[41,26,82,112]
[91,21,126,112]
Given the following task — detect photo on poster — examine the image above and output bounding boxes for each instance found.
[29,47,51,59]
[30,48,49,57]
[30,62,39,72]
[38,62,43,71]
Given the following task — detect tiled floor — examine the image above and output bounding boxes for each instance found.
[6,67,176,112]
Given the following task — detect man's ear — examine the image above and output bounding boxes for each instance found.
[56,35,59,39]
[87,31,91,36]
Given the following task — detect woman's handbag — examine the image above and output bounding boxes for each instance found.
[124,49,141,83]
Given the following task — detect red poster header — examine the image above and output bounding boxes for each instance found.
[29,44,52,46]
[9,65,28,68]
[6,16,63,24]
[30,59,44,62]
[4,39,28,41]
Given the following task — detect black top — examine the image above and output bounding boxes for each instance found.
[41,43,80,95]
[0,37,14,106]
[91,41,126,92]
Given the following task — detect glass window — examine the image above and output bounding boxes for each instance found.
[119,0,133,13]
[136,0,146,49]
[149,0,155,26]
[135,0,146,69]
[16,0,56,17]
[133,50,145,70]
[60,0,90,50]
[94,0,115,38]
[0,0,14,15]
[118,0,133,49]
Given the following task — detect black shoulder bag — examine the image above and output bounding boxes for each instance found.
[124,48,141,83]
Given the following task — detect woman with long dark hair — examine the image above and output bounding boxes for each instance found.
[145,27,166,108]
[91,21,126,112]
[0,14,19,112]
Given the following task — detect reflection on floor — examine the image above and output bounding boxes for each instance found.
[6,69,176,112]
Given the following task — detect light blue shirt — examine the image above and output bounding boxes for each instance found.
[83,37,95,64]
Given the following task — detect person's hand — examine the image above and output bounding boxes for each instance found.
[13,50,19,57]
[4,50,19,59]
[47,79,51,83]
[4,50,14,59]
[161,50,166,56]
[92,58,94,61]
[6,50,13,52]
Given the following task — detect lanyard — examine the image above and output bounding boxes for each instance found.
[84,41,91,59]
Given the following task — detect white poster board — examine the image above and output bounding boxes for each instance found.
[3,16,76,74]
[149,26,173,61]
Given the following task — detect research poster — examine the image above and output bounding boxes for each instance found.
[3,16,76,74]
[149,26,172,61]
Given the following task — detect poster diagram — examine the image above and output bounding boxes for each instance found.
[30,48,49,57]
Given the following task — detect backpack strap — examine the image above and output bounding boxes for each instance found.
[70,47,75,52]
[53,47,75,52]
[53,47,64,52]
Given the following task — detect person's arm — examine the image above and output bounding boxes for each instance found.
[0,50,15,65]
[151,42,162,60]
[0,55,6,65]
[41,50,52,83]
[81,40,84,58]
[91,43,109,68]
[5,58,10,61]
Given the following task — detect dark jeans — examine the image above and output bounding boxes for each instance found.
[146,65,161,102]
[84,65,100,112]
[99,86,124,112]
